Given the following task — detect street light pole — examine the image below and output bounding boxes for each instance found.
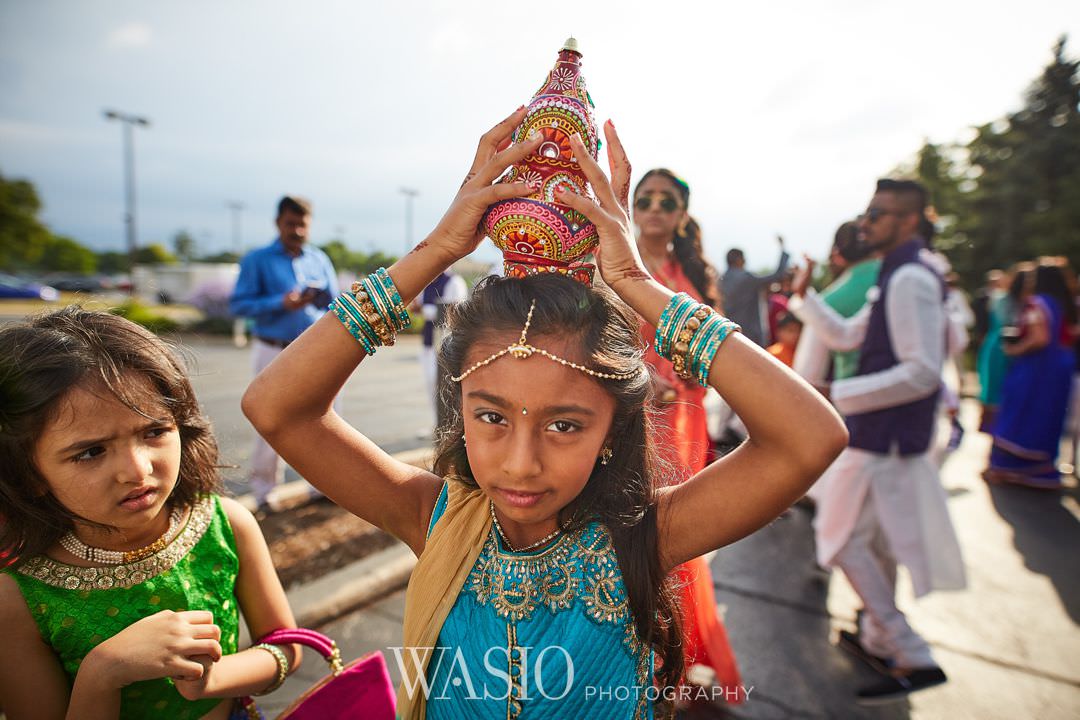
[399,187,419,256]
[226,201,246,255]
[103,109,150,282]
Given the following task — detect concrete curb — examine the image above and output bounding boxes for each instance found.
[290,542,416,629]
[236,446,434,513]
[248,447,433,628]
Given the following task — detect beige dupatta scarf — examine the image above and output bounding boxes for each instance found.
[397,480,491,719]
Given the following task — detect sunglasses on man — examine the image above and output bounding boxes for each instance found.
[861,207,911,223]
[634,194,682,213]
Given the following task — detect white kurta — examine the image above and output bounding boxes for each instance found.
[789,264,966,597]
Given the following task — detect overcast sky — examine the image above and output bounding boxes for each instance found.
[1,0,1077,271]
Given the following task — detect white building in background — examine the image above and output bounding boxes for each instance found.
[132,262,239,305]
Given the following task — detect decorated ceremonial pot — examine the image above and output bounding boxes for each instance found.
[481,38,601,285]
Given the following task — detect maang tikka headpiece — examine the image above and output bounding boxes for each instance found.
[451,299,640,383]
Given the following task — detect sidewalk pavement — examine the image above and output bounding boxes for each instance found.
[251,399,1079,719]
[234,446,429,627]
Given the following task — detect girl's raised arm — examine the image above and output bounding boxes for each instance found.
[242,110,541,554]
[559,126,849,571]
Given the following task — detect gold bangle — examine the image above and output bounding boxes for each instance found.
[251,643,289,695]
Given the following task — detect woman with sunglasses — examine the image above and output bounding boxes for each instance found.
[631,169,742,705]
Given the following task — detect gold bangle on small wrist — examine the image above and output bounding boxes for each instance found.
[251,643,289,695]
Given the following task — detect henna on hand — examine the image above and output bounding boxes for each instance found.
[612,267,653,284]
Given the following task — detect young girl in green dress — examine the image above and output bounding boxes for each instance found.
[243,111,849,718]
[0,309,300,719]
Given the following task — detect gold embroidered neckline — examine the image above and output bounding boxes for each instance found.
[17,496,215,591]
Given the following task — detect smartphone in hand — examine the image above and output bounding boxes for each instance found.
[302,282,330,307]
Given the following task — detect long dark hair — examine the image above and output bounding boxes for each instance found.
[432,274,684,700]
[0,307,221,566]
[635,169,721,309]
[1034,262,1078,325]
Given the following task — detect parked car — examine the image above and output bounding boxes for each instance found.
[41,274,109,293]
[0,274,60,301]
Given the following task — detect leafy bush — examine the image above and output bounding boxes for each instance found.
[109,300,179,334]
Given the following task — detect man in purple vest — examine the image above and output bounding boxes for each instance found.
[789,179,966,703]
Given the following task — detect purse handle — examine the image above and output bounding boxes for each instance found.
[257,628,345,675]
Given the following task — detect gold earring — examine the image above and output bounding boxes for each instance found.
[599,447,613,465]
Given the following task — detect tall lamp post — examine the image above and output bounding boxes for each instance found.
[226,201,246,256]
[399,187,419,256]
[103,109,150,285]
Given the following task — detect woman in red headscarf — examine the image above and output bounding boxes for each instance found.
[633,168,742,703]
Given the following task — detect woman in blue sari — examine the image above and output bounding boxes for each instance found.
[985,263,1076,489]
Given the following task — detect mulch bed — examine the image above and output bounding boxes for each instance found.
[257,498,398,590]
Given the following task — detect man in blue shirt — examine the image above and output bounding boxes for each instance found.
[230,195,338,510]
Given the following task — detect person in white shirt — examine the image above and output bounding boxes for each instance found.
[788,179,966,704]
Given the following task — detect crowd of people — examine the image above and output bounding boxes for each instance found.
[0,110,1075,720]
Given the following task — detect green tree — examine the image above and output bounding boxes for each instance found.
[173,229,197,263]
[1012,36,1080,265]
[134,243,178,265]
[0,170,52,270]
[318,240,398,275]
[908,36,1080,289]
[40,236,98,273]
[199,251,240,264]
[320,239,351,272]
[96,251,129,274]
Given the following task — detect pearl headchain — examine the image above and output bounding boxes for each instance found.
[451,299,641,383]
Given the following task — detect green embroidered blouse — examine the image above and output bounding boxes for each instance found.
[6,495,239,719]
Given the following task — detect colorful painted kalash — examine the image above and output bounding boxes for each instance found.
[482,37,601,285]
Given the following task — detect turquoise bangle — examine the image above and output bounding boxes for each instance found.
[363,273,407,335]
[695,325,723,386]
[687,312,721,383]
[694,318,741,387]
[691,319,721,386]
[654,293,692,357]
[359,277,396,343]
[654,294,682,355]
[337,291,380,343]
[373,268,410,330]
[331,302,376,355]
[656,294,697,359]
[331,296,377,355]
[335,297,379,355]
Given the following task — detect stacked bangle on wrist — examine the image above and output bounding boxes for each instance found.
[251,643,289,695]
[654,293,741,387]
[330,267,411,354]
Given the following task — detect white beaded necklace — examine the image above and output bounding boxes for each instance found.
[489,501,563,553]
[59,506,185,565]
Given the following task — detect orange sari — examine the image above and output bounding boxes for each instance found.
[642,257,742,700]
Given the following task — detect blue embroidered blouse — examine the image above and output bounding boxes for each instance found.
[424,484,653,719]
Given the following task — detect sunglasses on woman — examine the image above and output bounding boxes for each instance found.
[634,194,682,213]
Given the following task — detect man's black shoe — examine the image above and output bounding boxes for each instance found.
[856,667,947,705]
[837,630,892,673]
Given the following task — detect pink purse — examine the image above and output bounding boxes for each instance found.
[241,628,396,720]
